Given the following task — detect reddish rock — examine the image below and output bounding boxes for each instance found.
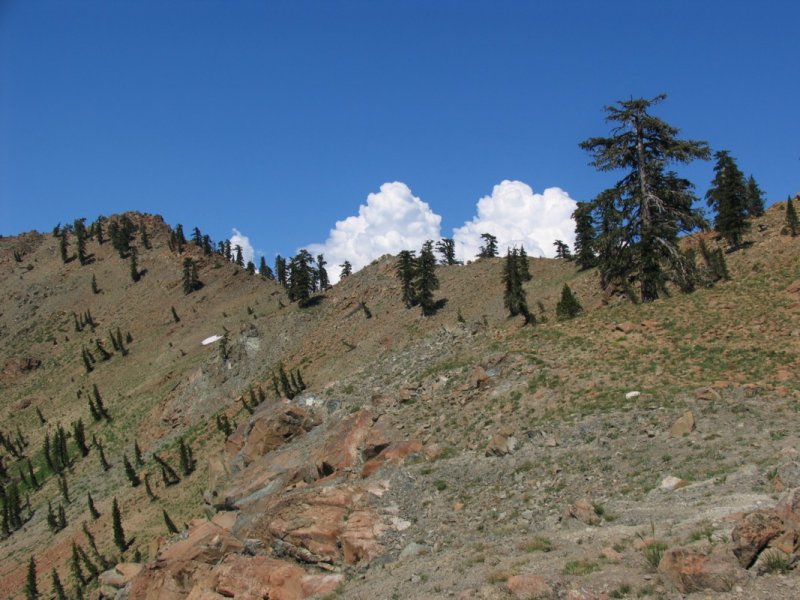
[731,509,783,568]
[485,434,519,457]
[158,520,244,564]
[775,487,800,530]
[340,509,387,564]
[99,563,144,588]
[469,366,490,389]
[600,547,623,561]
[226,403,318,462]
[658,546,743,593]
[769,529,798,554]
[200,555,342,600]
[669,411,695,437]
[361,439,422,477]
[614,321,637,333]
[507,574,552,599]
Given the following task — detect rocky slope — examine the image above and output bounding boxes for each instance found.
[0,203,798,599]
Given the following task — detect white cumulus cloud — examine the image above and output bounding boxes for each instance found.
[452,180,578,261]
[307,182,442,283]
[230,228,256,266]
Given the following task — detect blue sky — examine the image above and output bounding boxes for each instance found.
[1,1,797,272]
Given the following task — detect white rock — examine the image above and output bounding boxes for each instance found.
[625,391,641,399]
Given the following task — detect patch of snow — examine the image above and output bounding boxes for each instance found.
[625,391,641,399]
[201,335,222,346]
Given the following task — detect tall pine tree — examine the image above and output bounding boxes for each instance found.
[706,150,749,249]
[580,94,709,302]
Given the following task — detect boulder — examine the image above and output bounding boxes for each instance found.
[206,555,342,600]
[731,509,784,568]
[158,520,244,564]
[775,486,800,530]
[469,366,490,389]
[485,434,519,457]
[565,498,601,526]
[669,411,695,437]
[660,475,689,491]
[658,546,743,593]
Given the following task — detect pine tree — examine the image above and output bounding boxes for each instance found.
[73,419,89,457]
[246,260,256,275]
[134,441,144,466]
[415,241,440,316]
[234,245,244,267]
[26,459,39,489]
[435,238,459,265]
[70,543,86,587]
[123,455,141,487]
[171,306,180,323]
[58,475,70,504]
[59,231,70,264]
[553,240,572,260]
[288,250,315,306]
[75,544,99,580]
[182,258,201,294]
[275,255,287,287]
[153,454,180,486]
[129,247,140,282]
[192,227,203,246]
[786,196,799,237]
[478,233,498,258]
[47,501,59,533]
[178,439,195,476]
[57,503,67,529]
[93,438,110,471]
[339,261,352,279]
[144,473,158,502]
[82,521,111,570]
[140,223,151,249]
[51,568,68,600]
[87,492,101,520]
[278,365,294,399]
[92,385,110,421]
[316,254,329,290]
[396,250,417,308]
[555,284,583,320]
[503,248,531,324]
[580,94,709,302]
[259,256,274,279]
[111,498,128,552]
[91,274,100,294]
[25,556,38,599]
[74,219,89,266]
[706,150,750,249]
[81,348,93,374]
[745,175,765,217]
[163,509,179,534]
[94,339,111,361]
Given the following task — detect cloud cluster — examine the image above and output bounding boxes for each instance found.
[452,180,578,261]
[229,228,256,266]
[306,182,442,283]
[304,179,578,282]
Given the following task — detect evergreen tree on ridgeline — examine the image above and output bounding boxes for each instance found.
[395,250,417,308]
[435,238,459,265]
[579,94,709,301]
[414,241,439,316]
[478,233,498,258]
[745,175,765,217]
[503,248,531,324]
[705,150,750,249]
[786,196,799,237]
[339,260,352,279]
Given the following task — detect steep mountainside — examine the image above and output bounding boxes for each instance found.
[0,204,798,599]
